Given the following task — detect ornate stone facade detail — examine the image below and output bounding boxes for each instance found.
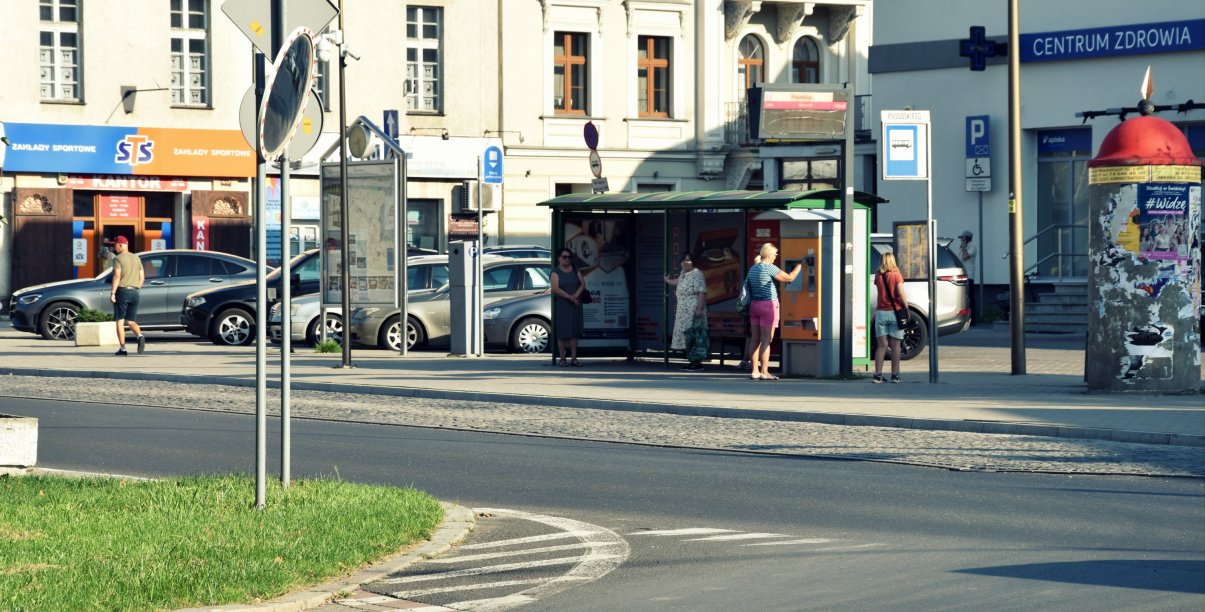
[211,197,244,217]
[776,3,814,45]
[19,193,53,215]
[724,0,761,41]
[727,159,762,190]
[828,5,859,44]
[697,151,728,181]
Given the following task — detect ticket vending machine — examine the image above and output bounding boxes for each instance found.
[756,208,868,377]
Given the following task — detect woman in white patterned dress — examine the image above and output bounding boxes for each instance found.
[664,254,708,371]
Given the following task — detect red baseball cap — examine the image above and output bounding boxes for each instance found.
[113,236,129,245]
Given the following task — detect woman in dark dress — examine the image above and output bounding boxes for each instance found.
[551,248,586,366]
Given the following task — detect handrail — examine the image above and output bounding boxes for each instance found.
[1002,223,1088,281]
[1002,223,1086,258]
[1023,252,1081,279]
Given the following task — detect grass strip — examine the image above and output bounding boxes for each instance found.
[0,474,443,611]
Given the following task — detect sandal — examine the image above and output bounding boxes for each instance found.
[571,359,584,367]
[761,374,780,381]
[750,373,762,380]
[559,359,570,367]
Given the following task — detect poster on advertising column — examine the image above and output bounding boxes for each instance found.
[564,215,632,347]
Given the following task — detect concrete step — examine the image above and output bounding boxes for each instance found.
[1037,293,1090,305]
[1028,303,1089,315]
[1026,322,1088,334]
[1027,310,1089,322]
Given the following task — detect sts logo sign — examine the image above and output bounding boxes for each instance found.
[115,134,154,167]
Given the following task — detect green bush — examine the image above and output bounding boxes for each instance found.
[314,339,341,353]
[75,307,114,323]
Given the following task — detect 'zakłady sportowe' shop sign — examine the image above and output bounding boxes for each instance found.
[1,123,254,178]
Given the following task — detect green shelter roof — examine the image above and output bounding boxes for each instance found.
[539,189,887,211]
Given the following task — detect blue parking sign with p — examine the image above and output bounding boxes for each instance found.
[966,116,990,157]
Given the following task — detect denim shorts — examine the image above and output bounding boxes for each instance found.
[114,287,141,321]
[874,310,904,340]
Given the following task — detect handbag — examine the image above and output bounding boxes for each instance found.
[737,276,750,316]
[685,321,710,362]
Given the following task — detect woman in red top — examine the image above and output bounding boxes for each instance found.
[873,252,908,383]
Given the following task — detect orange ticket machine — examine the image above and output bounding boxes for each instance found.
[779,236,821,341]
[755,206,871,377]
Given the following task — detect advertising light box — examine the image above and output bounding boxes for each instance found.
[748,84,850,142]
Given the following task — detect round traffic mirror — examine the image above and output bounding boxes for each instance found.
[259,27,316,161]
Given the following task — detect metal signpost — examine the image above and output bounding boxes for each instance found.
[965,115,991,322]
[225,0,332,507]
[881,110,938,383]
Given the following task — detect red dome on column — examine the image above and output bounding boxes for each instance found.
[1088,115,1201,168]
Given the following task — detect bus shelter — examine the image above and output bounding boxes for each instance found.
[538,189,887,375]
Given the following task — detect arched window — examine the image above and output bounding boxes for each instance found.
[792,36,820,84]
[737,35,764,92]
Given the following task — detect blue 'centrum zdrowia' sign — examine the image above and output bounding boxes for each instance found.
[1021,19,1205,62]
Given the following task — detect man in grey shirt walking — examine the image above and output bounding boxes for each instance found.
[109,236,146,356]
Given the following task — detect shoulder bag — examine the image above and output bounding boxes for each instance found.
[884,272,910,329]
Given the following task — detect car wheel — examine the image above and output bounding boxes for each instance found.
[210,307,254,346]
[380,315,425,351]
[899,310,929,361]
[39,302,80,340]
[510,317,551,353]
[305,313,343,346]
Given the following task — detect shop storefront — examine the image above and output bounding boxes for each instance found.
[1,123,254,292]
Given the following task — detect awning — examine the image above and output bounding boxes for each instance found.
[539,189,887,211]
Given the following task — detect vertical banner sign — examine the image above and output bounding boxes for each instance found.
[193,217,210,251]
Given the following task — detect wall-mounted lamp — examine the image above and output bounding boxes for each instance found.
[410,126,449,140]
[484,129,524,144]
[120,85,168,114]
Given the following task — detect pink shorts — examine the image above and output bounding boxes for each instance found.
[749,299,779,328]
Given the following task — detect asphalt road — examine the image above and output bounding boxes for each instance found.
[11,396,1204,611]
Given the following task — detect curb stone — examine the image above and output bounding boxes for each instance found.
[3,366,1202,448]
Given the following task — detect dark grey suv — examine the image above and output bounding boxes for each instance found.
[9,250,258,340]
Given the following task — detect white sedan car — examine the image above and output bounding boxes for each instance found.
[269,293,343,346]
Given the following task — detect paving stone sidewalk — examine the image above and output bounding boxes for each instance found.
[4,375,1202,477]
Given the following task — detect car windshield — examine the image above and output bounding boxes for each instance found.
[265,252,314,281]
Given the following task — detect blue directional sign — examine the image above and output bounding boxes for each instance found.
[966,115,990,157]
[483,145,504,184]
[383,109,399,140]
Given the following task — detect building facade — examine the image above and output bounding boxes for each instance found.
[0,0,500,304]
[868,0,1204,320]
[494,0,874,242]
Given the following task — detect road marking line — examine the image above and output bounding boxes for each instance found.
[742,538,838,546]
[469,509,630,604]
[449,593,537,611]
[456,530,597,550]
[393,577,585,598]
[807,543,885,552]
[379,555,621,585]
[428,542,595,563]
[626,528,738,536]
[684,533,790,541]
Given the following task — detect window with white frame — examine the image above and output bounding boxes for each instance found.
[170,0,209,106]
[553,31,589,114]
[637,35,671,118]
[737,35,765,94]
[792,37,820,84]
[39,0,81,101]
[406,6,442,113]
